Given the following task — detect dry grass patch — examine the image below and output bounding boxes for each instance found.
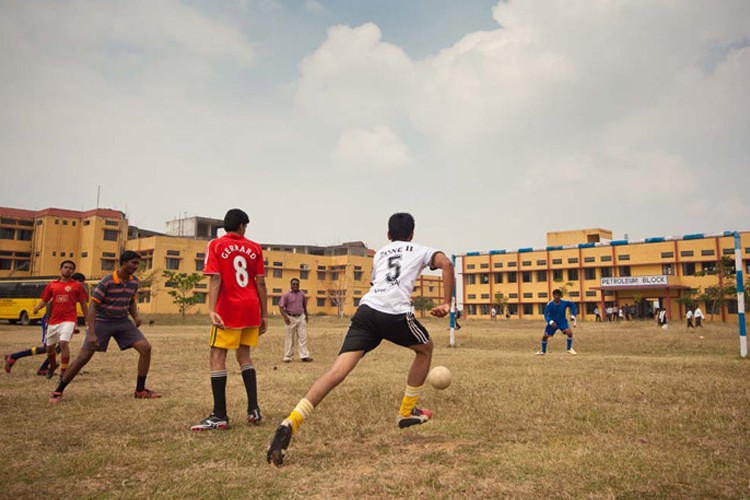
[1,317,749,498]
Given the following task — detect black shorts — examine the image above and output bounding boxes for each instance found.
[339,305,431,355]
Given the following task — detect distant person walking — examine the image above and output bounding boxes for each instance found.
[694,306,704,327]
[594,307,601,322]
[686,308,694,329]
[279,278,312,363]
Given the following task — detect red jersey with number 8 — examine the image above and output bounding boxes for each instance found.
[204,233,265,329]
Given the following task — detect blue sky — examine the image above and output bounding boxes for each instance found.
[1,0,749,254]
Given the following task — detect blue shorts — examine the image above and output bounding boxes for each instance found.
[544,321,569,336]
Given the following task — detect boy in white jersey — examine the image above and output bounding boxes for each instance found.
[267,213,454,466]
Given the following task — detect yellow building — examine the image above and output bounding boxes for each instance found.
[0,206,127,279]
[461,229,750,323]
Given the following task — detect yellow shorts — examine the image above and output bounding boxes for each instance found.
[209,326,259,350]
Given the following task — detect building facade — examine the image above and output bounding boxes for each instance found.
[461,229,750,323]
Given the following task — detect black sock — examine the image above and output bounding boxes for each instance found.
[55,379,68,393]
[241,365,258,412]
[211,371,228,418]
[136,375,147,392]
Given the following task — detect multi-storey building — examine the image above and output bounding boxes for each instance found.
[461,229,750,323]
[0,207,127,279]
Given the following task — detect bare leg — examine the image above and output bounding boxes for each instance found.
[406,341,433,387]
[131,340,152,377]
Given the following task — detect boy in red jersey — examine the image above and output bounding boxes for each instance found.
[4,266,87,378]
[191,209,268,431]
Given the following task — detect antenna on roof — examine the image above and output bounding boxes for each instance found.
[96,185,101,208]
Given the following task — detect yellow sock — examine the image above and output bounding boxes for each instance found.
[286,398,314,434]
[399,384,423,417]
[32,347,43,355]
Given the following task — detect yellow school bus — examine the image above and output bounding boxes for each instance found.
[0,278,90,325]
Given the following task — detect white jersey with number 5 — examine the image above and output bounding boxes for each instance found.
[360,241,439,315]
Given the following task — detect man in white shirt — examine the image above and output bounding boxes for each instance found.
[694,306,704,327]
[267,213,455,466]
[686,308,694,328]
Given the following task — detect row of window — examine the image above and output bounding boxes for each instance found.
[465,261,748,285]
[0,228,32,241]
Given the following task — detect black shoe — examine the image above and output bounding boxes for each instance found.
[191,413,229,431]
[247,408,262,425]
[266,422,292,466]
[301,357,313,363]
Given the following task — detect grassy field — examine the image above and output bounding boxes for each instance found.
[1,317,749,499]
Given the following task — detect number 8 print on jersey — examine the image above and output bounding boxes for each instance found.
[204,233,265,329]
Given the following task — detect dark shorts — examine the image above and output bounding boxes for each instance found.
[339,305,431,355]
[90,319,146,352]
[544,321,570,336]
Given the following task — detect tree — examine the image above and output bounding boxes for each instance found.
[695,256,736,320]
[162,270,206,319]
[412,296,434,318]
[676,288,699,312]
[136,267,162,301]
[493,291,509,315]
[327,264,349,318]
[553,278,574,297]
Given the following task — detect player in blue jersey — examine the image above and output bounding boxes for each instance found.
[535,289,577,356]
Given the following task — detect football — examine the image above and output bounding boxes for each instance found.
[428,365,452,390]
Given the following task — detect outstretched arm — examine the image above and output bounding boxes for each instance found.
[430,252,454,318]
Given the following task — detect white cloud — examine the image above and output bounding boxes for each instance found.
[306,1,324,14]
[334,126,412,171]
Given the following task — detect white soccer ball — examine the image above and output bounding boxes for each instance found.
[428,366,452,390]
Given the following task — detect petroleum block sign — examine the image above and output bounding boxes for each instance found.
[600,275,668,288]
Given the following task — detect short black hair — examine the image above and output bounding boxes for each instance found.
[120,250,141,265]
[60,260,76,270]
[71,272,86,282]
[224,209,250,232]
[552,289,562,296]
[388,213,415,241]
[290,278,300,285]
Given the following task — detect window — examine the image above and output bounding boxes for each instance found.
[507,262,517,267]
[52,251,57,257]
[0,228,14,240]
[601,267,613,278]
[680,250,694,257]
[300,270,309,280]
[701,250,715,256]
[466,264,475,270]
[722,248,734,255]
[195,260,205,272]
[195,283,207,289]
[273,261,283,267]
[103,252,116,258]
[330,272,338,281]
[166,258,180,270]
[317,271,326,280]
[728,301,738,314]
[61,252,66,257]
[480,263,489,269]
[568,269,579,281]
[661,252,674,258]
[494,273,503,284]
[584,268,597,280]
[82,252,88,258]
[493,262,503,268]
[272,297,280,306]
[72,221,76,227]
[468,294,476,299]
[682,263,696,276]
[536,260,546,266]
[569,291,580,297]
[166,250,180,256]
[584,256,595,263]
[523,304,533,315]
[101,259,116,271]
[137,292,151,304]
[273,269,283,278]
[0,259,11,270]
[552,259,562,265]
[466,274,476,285]
[55,219,59,225]
[480,273,489,284]
[537,271,547,282]
[568,258,579,264]
[662,264,674,275]
[552,269,563,281]
[618,254,630,261]
[586,291,597,297]
[194,293,207,304]
[62,220,68,226]
[539,292,548,298]
[83,220,90,226]
[103,229,118,241]
[480,294,490,300]
[480,304,490,315]
[702,262,716,273]
[522,261,531,267]
[619,266,631,277]
[522,272,532,283]
[466,305,476,315]
[523,292,533,298]
[17,230,32,241]
[354,271,363,281]
[538,304,546,314]
[509,293,518,299]
[507,304,518,315]
[317,298,325,307]
[105,220,119,227]
[353,298,361,307]
[507,272,517,283]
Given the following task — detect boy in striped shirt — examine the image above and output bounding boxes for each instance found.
[48,251,160,404]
